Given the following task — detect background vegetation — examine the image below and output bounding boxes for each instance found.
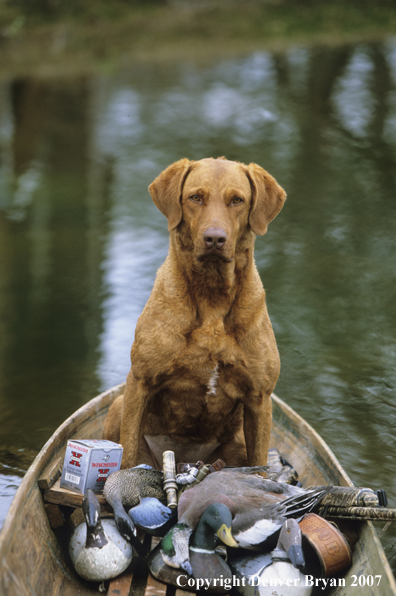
[1,0,396,76]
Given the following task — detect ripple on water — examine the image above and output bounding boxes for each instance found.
[0,446,37,531]
[0,474,23,530]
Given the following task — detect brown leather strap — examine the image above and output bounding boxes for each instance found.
[208,459,226,473]
[299,513,352,577]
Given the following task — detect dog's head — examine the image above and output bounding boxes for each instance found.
[149,157,286,264]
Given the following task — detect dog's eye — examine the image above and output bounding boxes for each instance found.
[232,197,244,204]
[189,195,201,202]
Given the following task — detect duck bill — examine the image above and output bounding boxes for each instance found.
[181,560,194,577]
[216,524,238,548]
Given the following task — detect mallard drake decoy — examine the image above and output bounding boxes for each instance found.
[149,503,238,593]
[69,489,133,582]
[103,464,166,554]
[177,470,331,550]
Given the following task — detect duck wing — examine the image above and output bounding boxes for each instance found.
[232,486,332,549]
[280,486,331,516]
[178,471,299,528]
[178,470,332,536]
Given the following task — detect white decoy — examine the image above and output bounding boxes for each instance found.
[229,519,312,596]
[69,489,133,582]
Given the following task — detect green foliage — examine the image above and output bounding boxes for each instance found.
[4,0,396,24]
[3,0,165,23]
[1,0,396,74]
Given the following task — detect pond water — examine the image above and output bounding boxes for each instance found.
[0,40,396,569]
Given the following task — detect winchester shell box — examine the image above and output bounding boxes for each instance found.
[60,439,123,494]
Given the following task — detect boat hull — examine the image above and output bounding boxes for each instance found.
[0,384,394,595]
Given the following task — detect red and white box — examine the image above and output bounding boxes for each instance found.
[60,439,123,494]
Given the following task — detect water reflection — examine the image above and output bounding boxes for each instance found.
[0,40,396,566]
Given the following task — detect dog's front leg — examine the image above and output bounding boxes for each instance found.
[244,393,272,466]
[119,371,149,468]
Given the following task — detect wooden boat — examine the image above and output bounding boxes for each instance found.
[0,383,395,595]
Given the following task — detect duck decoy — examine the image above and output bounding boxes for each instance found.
[128,496,177,536]
[227,550,272,596]
[177,470,331,550]
[103,464,166,555]
[258,519,312,595]
[276,517,305,570]
[229,519,312,596]
[69,489,133,582]
[149,503,238,593]
[177,464,270,485]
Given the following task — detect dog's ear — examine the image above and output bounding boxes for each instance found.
[149,159,192,231]
[246,163,286,235]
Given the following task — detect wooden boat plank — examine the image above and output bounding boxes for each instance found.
[144,569,168,596]
[107,568,134,596]
[144,538,167,596]
[45,502,66,529]
[0,383,125,596]
[38,456,63,490]
[44,477,111,513]
[271,394,396,595]
[271,395,350,487]
[0,383,394,596]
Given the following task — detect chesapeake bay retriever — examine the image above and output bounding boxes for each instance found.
[102,157,286,469]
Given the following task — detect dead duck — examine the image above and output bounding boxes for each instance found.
[103,464,167,553]
[149,503,238,593]
[69,489,133,582]
[177,470,331,550]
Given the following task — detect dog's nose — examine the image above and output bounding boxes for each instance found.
[203,227,227,249]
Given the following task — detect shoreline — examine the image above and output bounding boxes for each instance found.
[1,1,396,78]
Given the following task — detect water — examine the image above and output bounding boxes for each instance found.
[0,40,396,569]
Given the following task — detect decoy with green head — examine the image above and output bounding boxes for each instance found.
[149,503,238,592]
[177,469,332,550]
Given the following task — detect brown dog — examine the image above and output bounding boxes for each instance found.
[102,157,286,469]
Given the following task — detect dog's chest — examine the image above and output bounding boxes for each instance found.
[206,363,220,397]
[170,322,251,401]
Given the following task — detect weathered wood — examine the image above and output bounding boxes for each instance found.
[0,384,395,596]
[0,383,125,596]
[270,395,396,596]
[144,575,167,596]
[38,456,63,490]
[107,568,134,596]
[144,537,167,596]
[69,506,85,530]
[44,503,65,528]
[175,590,196,596]
[43,478,112,513]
